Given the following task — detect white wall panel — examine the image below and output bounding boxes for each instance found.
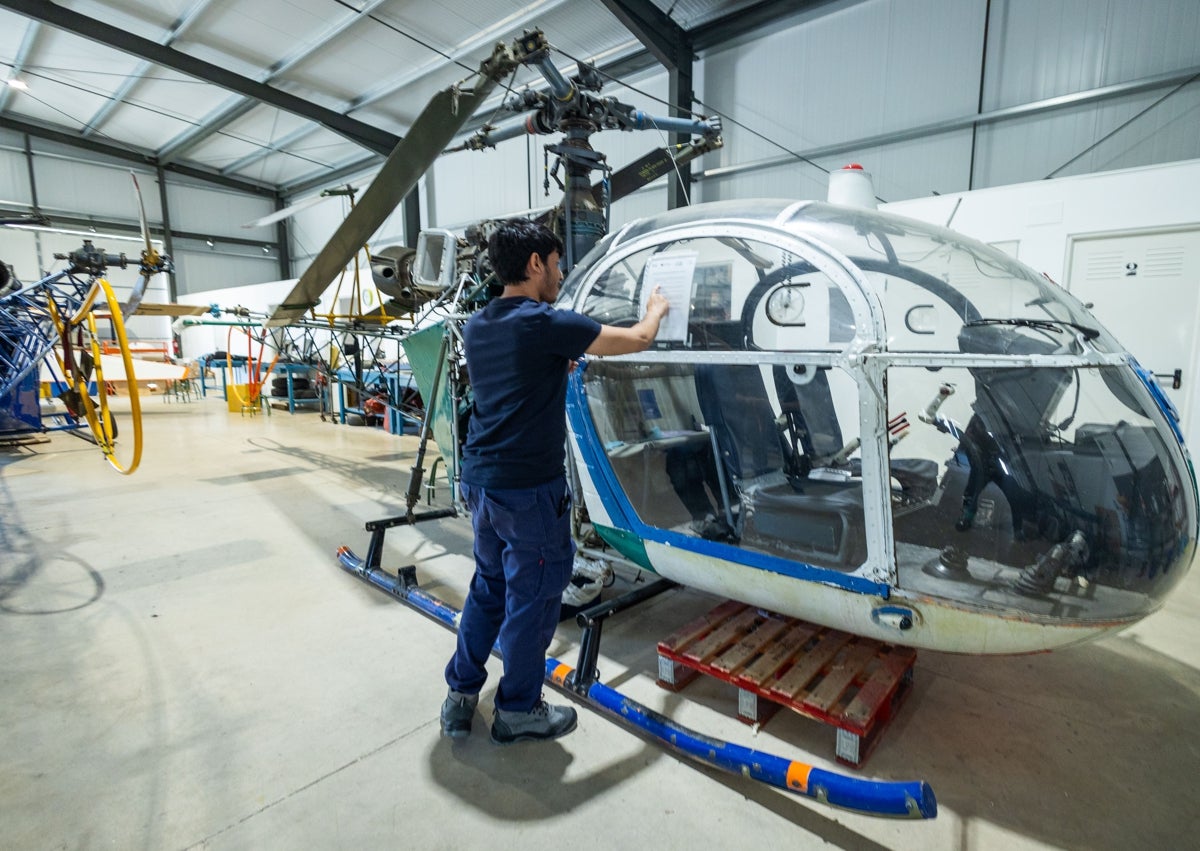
[701,0,983,155]
[0,146,32,207]
[165,183,274,241]
[287,187,372,266]
[988,0,1200,108]
[974,86,1200,187]
[30,155,161,224]
[610,184,669,229]
[173,249,279,297]
[0,227,41,281]
[979,0,1200,188]
[430,139,536,228]
[697,122,975,203]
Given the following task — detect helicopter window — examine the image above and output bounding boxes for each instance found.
[582,359,869,572]
[886,365,1194,621]
[576,236,857,351]
[740,264,856,351]
[559,231,617,306]
[788,203,1119,354]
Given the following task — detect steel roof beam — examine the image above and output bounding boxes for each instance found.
[4,114,276,196]
[0,0,400,157]
[156,0,392,163]
[598,0,689,71]
[81,0,216,137]
[227,0,573,182]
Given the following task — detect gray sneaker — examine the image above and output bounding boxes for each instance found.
[490,699,577,745]
[440,690,478,738]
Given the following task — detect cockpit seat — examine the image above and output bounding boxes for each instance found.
[696,364,868,569]
[770,366,938,503]
[954,324,1075,534]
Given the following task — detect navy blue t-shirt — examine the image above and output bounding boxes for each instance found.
[460,296,601,488]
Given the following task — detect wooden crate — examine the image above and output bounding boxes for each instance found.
[657,602,916,767]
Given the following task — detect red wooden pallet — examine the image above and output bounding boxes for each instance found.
[656,602,916,767]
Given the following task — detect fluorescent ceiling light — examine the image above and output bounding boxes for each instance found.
[6,79,28,90]
[5,223,163,246]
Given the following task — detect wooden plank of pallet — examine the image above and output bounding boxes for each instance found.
[655,600,918,767]
[841,648,917,731]
[681,607,761,665]
[804,641,879,714]
[710,615,790,677]
[657,600,746,656]
[768,630,852,700]
[733,622,819,689]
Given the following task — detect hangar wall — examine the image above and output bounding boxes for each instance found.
[688,0,1200,206]
[418,0,1199,233]
[0,125,281,324]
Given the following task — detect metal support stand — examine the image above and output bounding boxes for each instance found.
[363,507,458,571]
[568,579,676,694]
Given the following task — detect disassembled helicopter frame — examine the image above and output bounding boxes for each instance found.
[0,179,170,473]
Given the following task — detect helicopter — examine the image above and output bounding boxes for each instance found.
[393,172,1196,656]
[263,28,1195,657]
[548,191,1196,654]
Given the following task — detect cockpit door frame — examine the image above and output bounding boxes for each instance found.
[567,220,898,588]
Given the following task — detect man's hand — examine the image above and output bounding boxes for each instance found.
[645,285,670,319]
[586,285,672,356]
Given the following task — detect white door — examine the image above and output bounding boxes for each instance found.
[1067,227,1200,449]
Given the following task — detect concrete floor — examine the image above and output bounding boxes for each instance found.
[2,394,1198,850]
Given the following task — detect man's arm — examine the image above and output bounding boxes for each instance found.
[585,287,670,356]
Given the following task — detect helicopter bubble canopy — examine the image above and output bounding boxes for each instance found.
[559,199,1196,652]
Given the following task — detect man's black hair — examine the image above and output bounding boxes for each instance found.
[487,218,564,285]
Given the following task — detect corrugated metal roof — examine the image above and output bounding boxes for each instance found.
[0,0,657,192]
[0,0,1197,201]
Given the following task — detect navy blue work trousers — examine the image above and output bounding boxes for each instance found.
[445,475,575,712]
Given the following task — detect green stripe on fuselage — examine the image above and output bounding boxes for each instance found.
[593,524,656,571]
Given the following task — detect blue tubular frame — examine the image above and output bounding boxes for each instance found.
[335,545,937,820]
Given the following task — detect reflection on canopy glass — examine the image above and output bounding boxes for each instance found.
[889,364,1194,621]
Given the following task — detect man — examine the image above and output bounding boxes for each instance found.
[441,218,669,744]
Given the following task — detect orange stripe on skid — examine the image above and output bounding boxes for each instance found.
[785,761,812,793]
[550,663,573,686]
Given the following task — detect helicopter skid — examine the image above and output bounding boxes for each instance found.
[334,544,937,820]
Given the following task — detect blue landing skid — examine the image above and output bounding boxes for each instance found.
[335,545,937,820]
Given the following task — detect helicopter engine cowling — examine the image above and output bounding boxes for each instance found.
[369,245,418,301]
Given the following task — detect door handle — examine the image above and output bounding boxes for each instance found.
[1153,369,1182,390]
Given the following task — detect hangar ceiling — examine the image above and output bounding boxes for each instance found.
[0,0,793,196]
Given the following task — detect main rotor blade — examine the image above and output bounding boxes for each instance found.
[266,48,517,328]
[592,136,725,206]
[131,302,212,317]
[595,147,676,206]
[124,171,154,316]
[130,171,151,257]
[241,194,330,229]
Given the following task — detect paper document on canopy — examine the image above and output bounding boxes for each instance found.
[640,251,696,342]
